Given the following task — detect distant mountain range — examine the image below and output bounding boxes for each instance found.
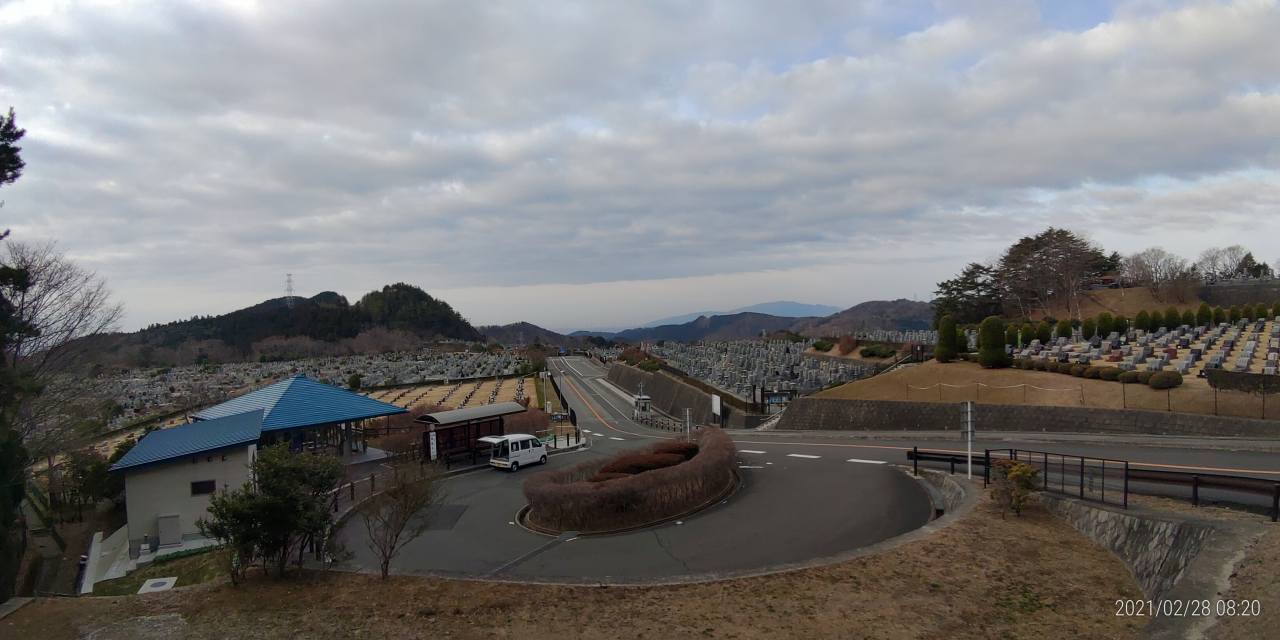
[82,283,482,367]
[791,298,933,336]
[557,299,932,344]
[639,301,842,328]
[85,291,932,368]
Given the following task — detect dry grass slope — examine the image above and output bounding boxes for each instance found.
[7,496,1147,640]
[817,360,1276,419]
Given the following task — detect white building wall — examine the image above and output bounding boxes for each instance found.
[123,444,256,546]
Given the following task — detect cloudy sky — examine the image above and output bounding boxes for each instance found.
[2,0,1279,332]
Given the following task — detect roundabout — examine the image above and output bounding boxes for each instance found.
[330,358,939,584]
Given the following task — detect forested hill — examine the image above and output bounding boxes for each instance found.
[85,283,482,366]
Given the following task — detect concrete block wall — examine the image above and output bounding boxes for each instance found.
[1040,495,1212,600]
[776,397,1280,437]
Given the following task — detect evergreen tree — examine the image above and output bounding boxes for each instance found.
[1213,307,1227,325]
[1035,321,1052,344]
[1196,303,1212,327]
[934,315,957,363]
[1134,310,1151,333]
[979,316,1009,368]
[1081,318,1097,339]
[1055,319,1072,340]
[1096,313,1114,337]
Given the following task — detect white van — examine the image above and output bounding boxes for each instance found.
[478,434,548,472]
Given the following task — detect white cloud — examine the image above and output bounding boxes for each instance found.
[0,0,1277,331]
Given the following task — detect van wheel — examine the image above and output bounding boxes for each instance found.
[510,462,519,472]
[540,455,547,465]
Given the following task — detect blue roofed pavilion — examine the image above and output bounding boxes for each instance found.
[110,410,264,472]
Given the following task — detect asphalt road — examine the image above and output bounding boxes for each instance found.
[334,356,1280,583]
[331,356,934,583]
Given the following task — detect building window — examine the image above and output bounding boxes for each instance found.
[191,480,216,496]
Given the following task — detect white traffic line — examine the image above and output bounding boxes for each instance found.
[786,453,821,459]
[739,449,767,454]
[738,465,765,469]
[609,437,625,441]
[846,458,887,465]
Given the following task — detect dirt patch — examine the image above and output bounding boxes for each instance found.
[5,495,1144,639]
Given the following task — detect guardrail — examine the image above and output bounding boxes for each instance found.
[906,446,1280,521]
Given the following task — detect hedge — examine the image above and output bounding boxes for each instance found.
[1098,367,1121,381]
[1118,371,1139,384]
[1205,369,1280,393]
[934,315,957,363]
[1135,371,1153,385]
[1148,371,1183,390]
[523,427,737,533]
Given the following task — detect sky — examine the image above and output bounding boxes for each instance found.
[1,0,1278,333]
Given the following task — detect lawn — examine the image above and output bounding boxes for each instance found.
[92,547,227,597]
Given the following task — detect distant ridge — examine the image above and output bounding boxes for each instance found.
[641,300,840,327]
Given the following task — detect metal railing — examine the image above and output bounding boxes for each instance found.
[906,446,1280,521]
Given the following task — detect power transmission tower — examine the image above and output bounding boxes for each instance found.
[285,273,295,309]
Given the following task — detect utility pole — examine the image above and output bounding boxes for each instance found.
[964,401,975,480]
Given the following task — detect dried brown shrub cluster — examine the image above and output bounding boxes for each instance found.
[523,428,737,532]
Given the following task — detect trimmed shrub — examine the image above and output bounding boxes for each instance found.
[1213,307,1226,325]
[1118,371,1139,384]
[1083,366,1102,379]
[651,440,700,459]
[1098,367,1121,381]
[524,428,737,533]
[1055,319,1072,340]
[1036,321,1052,344]
[1196,303,1212,327]
[1070,364,1087,377]
[860,344,896,358]
[1255,303,1269,321]
[1081,318,1097,339]
[1165,306,1181,327]
[1114,315,1129,334]
[1135,371,1153,385]
[1019,359,1033,370]
[978,316,1010,368]
[811,339,834,352]
[1096,313,1114,337]
[1273,301,1280,319]
[1032,360,1048,371]
[1148,371,1184,390]
[1148,310,1164,331]
[588,472,630,483]
[1004,325,1018,347]
[1229,305,1242,323]
[1180,309,1195,327]
[1134,310,1151,333]
[598,452,686,476]
[935,315,957,363]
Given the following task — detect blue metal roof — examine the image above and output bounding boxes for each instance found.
[193,374,407,432]
[110,410,263,472]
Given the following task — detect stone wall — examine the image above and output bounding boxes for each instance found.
[1199,281,1280,308]
[776,397,1280,437]
[606,363,764,428]
[1040,495,1212,600]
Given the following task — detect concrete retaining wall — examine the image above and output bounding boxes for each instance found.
[1039,495,1265,640]
[776,397,1280,437]
[1199,281,1280,308]
[1040,495,1212,600]
[914,469,967,517]
[606,364,764,428]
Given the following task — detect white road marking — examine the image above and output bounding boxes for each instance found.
[787,453,821,459]
[609,437,625,441]
[738,465,765,469]
[739,449,767,454]
[846,458,887,465]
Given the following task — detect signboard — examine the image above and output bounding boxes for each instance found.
[428,431,438,461]
[711,394,722,417]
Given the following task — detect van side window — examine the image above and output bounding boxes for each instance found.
[520,440,530,450]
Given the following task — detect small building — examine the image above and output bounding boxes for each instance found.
[193,373,408,458]
[109,410,264,552]
[110,374,407,556]
[416,402,527,466]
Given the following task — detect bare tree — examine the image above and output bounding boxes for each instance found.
[1122,247,1197,302]
[359,462,446,579]
[1,241,123,453]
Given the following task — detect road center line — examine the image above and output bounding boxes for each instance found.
[787,453,820,459]
[739,449,767,454]
[846,458,887,465]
